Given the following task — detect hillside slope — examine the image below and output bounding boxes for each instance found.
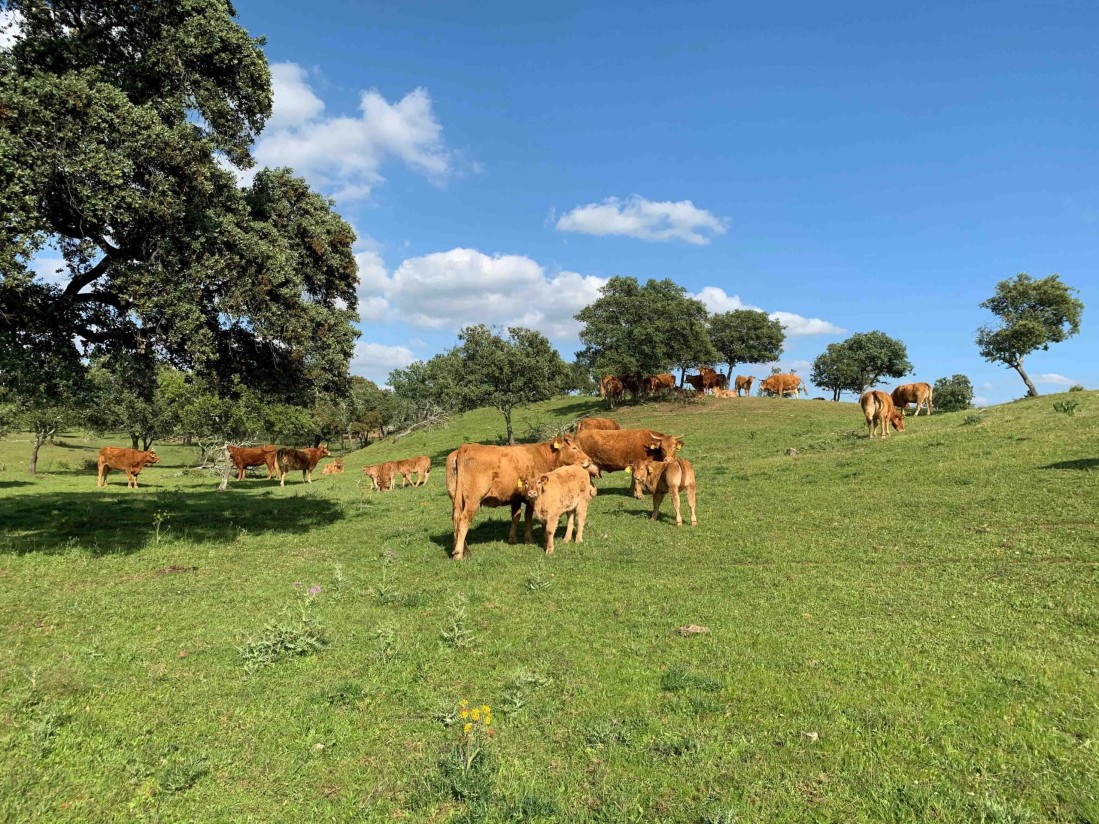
[1,392,1096,822]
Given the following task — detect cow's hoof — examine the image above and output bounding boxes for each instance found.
[691,521,698,527]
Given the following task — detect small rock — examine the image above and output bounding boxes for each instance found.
[676,625,710,636]
[786,448,800,457]
[312,743,326,751]
[802,731,819,742]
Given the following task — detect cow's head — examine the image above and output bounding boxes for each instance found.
[549,435,598,476]
[645,431,684,462]
[317,444,331,458]
[625,459,650,498]
[890,410,906,432]
[146,450,161,464]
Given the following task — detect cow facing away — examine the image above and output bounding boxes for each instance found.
[276,445,331,486]
[97,447,160,489]
[576,417,621,432]
[450,436,597,559]
[734,375,755,397]
[599,375,624,407]
[518,465,597,554]
[860,390,906,438]
[227,445,278,480]
[628,457,698,526]
[892,382,934,416]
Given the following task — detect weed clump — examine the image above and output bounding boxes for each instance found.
[240,591,327,669]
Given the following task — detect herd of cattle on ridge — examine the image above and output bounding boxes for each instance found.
[91,375,935,559]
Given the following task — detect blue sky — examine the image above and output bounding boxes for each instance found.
[109,2,1099,400]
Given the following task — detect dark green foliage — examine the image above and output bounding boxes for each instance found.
[811,331,912,400]
[157,753,208,794]
[239,609,327,669]
[1,1,358,407]
[976,273,1083,397]
[709,309,785,379]
[576,277,715,386]
[1053,400,1079,417]
[933,374,975,413]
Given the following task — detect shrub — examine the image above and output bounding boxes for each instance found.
[1053,400,1080,417]
[239,601,327,669]
[933,374,974,412]
[1069,384,1085,392]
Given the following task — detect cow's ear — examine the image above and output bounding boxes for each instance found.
[676,437,685,448]
[539,473,550,486]
[625,465,633,475]
[552,439,561,450]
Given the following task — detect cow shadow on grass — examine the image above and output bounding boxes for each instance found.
[427,517,558,558]
[0,489,344,556]
[1040,458,1099,471]
[0,481,33,489]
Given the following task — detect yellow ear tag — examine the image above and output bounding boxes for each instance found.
[552,440,561,449]
[517,478,524,488]
[625,466,632,474]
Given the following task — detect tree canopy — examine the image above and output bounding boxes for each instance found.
[0,0,359,405]
[708,309,785,380]
[575,277,715,385]
[975,273,1083,397]
[933,374,974,413]
[811,332,911,400]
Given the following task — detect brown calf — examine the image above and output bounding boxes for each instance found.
[734,375,755,397]
[860,390,906,438]
[518,465,597,554]
[97,447,160,489]
[629,457,698,526]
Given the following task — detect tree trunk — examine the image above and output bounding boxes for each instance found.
[313,434,323,448]
[504,409,514,445]
[833,388,841,401]
[142,436,154,451]
[28,427,53,475]
[183,433,192,446]
[1013,361,1039,397]
[131,433,140,449]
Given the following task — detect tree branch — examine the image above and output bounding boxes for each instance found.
[62,254,113,296]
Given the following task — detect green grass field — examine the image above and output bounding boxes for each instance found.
[2,392,1097,823]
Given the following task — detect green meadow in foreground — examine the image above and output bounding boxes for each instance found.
[1,392,1097,823]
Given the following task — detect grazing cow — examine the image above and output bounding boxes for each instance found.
[97,447,160,489]
[276,445,331,486]
[388,455,431,487]
[321,459,344,475]
[892,382,934,417]
[628,457,698,526]
[576,417,621,432]
[450,436,598,559]
[734,375,755,397]
[517,465,597,554]
[599,375,624,408]
[646,373,677,393]
[860,390,906,438]
[759,373,806,398]
[227,444,278,480]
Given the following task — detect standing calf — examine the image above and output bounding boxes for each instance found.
[628,457,698,526]
[519,464,597,554]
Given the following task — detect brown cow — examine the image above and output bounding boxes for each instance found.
[619,374,644,400]
[759,373,806,398]
[450,436,597,559]
[628,457,698,526]
[276,445,331,486]
[227,444,278,480]
[684,373,706,392]
[388,455,431,487]
[576,417,621,432]
[692,366,727,393]
[361,463,386,491]
[599,375,624,408]
[518,465,597,554]
[892,382,934,416]
[321,458,344,475]
[97,447,160,489]
[646,373,677,393]
[712,388,737,398]
[860,390,906,438]
[574,428,684,475]
[734,375,755,397]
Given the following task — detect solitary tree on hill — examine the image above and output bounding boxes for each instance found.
[975,274,1083,397]
[933,375,975,412]
[708,310,785,383]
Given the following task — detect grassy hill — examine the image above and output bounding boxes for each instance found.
[1,392,1097,822]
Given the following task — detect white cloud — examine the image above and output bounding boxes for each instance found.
[769,311,845,337]
[354,247,606,340]
[250,62,454,200]
[693,287,844,337]
[1036,373,1076,386]
[350,341,416,384]
[555,196,728,245]
[0,10,21,50]
[972,396,990,407]
[30,257,69,287]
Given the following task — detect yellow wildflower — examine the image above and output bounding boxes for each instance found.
[459,699,469,708]
[463,723,472,733]
[459,709,469,719]
[471,708,480,721]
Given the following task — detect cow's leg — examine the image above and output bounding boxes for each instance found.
[421,469,430,487]
[97,463,106,487]
[279,470,286,487]
[562,511,575,543]
[651,491,665,521]
[545,510,559,554]
[575,498,589,543]
[687,483,698,526]
[672,485,683,526]
[508,500,522,544]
